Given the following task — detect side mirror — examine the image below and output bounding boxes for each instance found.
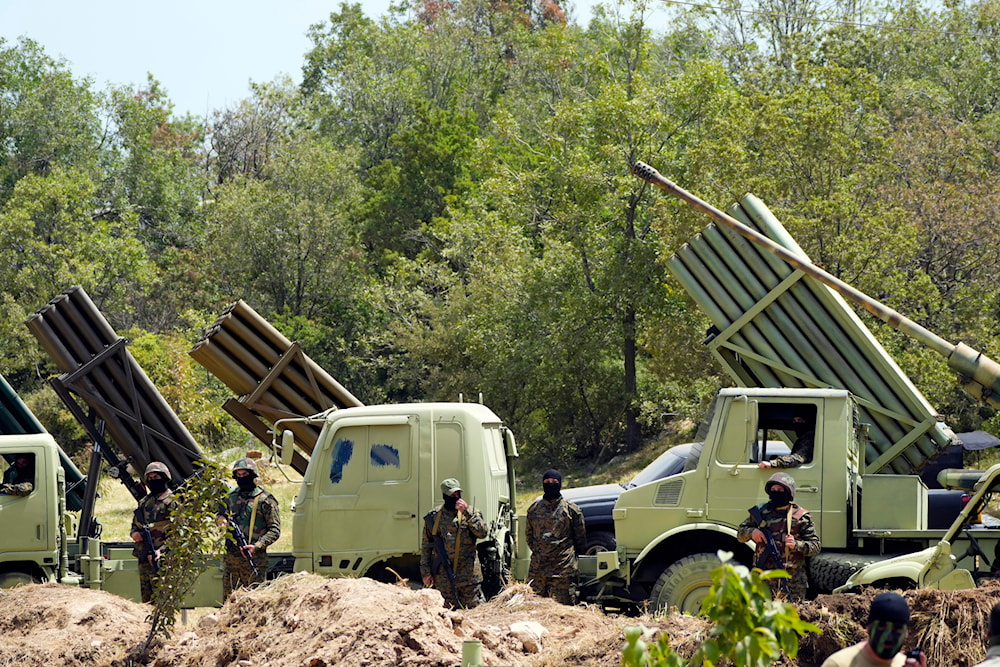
[280,430,295,467]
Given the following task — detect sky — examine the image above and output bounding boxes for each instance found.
[0,0,607,118]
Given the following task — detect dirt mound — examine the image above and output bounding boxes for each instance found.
[0,582,150,666]
[2,575,998,666]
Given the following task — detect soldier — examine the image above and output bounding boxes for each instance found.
[0,453,35,496]
[525,468,587,604]
[419,478,487,609]
[759,413,815,469]
[971,601,1000,667]
[130,461,175,603]
[737,472,820,600]
[821,592,926,667]
[217,457,280,600]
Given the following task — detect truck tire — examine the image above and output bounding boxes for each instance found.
[649,553,718,614]
[0,572,38,588]
[808,553,892,593]
[585,531,616,555]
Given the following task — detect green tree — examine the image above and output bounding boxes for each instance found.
[0,167,151,376]
[0,37,101,204]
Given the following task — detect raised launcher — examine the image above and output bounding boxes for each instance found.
[25,285,206,539]
[189,299,363,474]
[630,161,1000,475]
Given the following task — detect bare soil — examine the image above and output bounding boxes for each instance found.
[1,575,997,667]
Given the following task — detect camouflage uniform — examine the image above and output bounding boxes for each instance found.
[767,430,814,468]
[737,472,820,600]
[1,458,34,496]
[420,504,488,609]
[526,496,586,604]
[131,489,175,603]
[220,484,281,600]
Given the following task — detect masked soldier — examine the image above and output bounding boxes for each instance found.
[217,457,280,600]
[420,478,487,609]
[526,469,587,604]
[130,461,175,603]
[737,472,820,600]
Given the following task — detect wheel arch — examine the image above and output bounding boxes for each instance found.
[631,524,753,585]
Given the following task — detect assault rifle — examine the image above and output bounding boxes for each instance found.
[431,532,461,608]
[134,507,159,574]
[747,504,790,595]
[227,516,261,578]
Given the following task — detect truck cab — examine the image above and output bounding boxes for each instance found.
[587,387,963,612]
[290,402,518,595]
[0,434,63,587]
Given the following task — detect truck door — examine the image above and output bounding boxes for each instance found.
[314,416,417,562]
[0,447,52,555]
[707,400,823,532]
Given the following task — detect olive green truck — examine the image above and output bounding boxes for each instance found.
[566,164,1000,613]
[0,288,520,605]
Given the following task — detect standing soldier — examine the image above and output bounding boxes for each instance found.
[737,472,820,600]
[217,457,280,601]
[526,469,587,605]
[130,461,175,603]
[420,478,488,609]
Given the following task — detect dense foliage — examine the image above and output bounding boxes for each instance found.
[2,0,999,469]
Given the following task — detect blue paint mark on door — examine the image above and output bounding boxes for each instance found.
[370,444,400,468]
[330,438,354,483]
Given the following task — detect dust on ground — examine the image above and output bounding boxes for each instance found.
[1,575,998,667]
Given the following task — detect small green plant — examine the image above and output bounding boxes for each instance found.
[622,551,820,667]
[139,459,229,655]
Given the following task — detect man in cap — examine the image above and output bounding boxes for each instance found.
[217,456,281,600]
[1,453,35,496]
[525,468,587,604]
[737,471,820,600]
[821,591,926,666]
[130,461,175,603]
[971,601,1000,666]
[420,477,487,609]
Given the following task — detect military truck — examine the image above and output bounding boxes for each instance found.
[0,287,519,604]
[570,164,1000,612]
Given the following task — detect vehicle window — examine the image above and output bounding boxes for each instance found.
[630,447,687,486]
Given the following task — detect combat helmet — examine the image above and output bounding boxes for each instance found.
[765,471,796,500]
[232,457,259,477]
[144,461,172,482]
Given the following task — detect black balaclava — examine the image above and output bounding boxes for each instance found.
[542,469,562,500]
[443,491,460,511]
[147,478,169,495]
[767,486,791,508]
[235,475,256,492]
[867,592,910,659]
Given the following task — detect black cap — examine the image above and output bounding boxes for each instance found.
[868,592,910,626]
[542,469,562,483]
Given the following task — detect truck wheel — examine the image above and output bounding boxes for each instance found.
[808,553,891,593]
[585,531,616,555]
[0,572,38,588]
[649,553,718,615]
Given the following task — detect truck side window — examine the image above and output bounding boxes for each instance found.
[756,404,817,467]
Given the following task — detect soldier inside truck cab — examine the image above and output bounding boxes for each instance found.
[0,453,34,496]
[758,405,816,469]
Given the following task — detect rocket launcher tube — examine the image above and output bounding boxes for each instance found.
[632,161,1000,410]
